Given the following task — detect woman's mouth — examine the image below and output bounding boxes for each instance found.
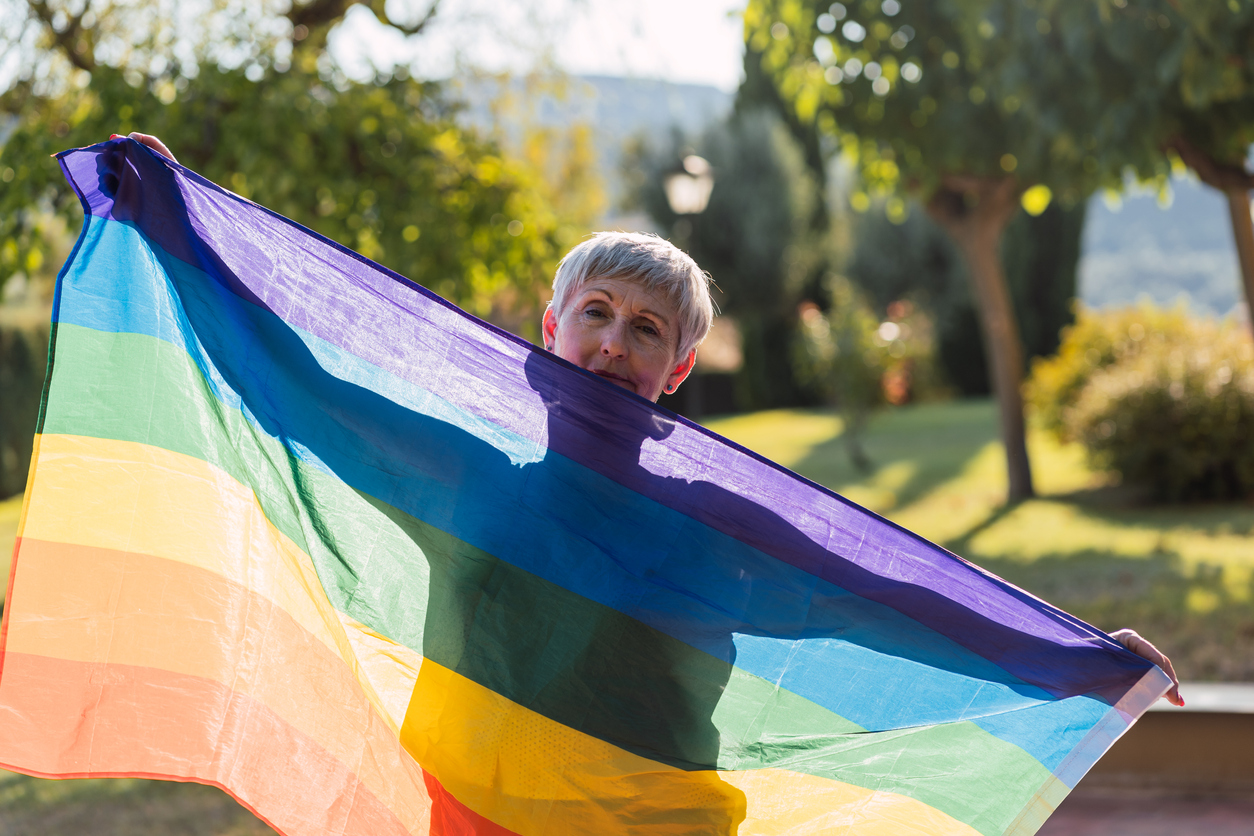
[592,369,635,391]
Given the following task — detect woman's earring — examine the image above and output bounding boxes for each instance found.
[665,385,673,393]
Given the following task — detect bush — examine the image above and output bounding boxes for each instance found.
[1062,315,1254,501]
[1026,303,1196,437]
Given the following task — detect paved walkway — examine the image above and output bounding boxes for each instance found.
[1040,793,1254,836]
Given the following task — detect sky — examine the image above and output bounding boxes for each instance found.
[332,0,748,91]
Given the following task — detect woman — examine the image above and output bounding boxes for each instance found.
[125,130,1183,707]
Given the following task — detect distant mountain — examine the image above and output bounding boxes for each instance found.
[1078,176,1245,317]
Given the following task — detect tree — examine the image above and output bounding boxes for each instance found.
[0,0,597,331]
[1153,1,1254,319]
[745,0,1173,501]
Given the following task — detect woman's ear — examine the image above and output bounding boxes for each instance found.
[663,350,697,395]
[541,307,558,351]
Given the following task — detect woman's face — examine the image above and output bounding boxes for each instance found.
[542,275,695,402]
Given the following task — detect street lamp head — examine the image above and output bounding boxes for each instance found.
[664,155,715,215]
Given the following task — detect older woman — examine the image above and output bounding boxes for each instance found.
[127,130,1183,707]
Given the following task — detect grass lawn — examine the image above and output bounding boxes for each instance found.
[1,492,21,608]
[0,770,273,836]
[1,397,1249,832]
[707,398,1254,682]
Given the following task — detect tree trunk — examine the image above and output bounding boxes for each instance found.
[1224,188,1254,319]
[928,176,1034,502]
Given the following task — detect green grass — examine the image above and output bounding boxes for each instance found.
[707,399,1254,682]
[1,492,21,607]
[0,770,273,836]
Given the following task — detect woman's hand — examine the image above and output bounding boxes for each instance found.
[117,132,177,163]
[1111,628,1183,706]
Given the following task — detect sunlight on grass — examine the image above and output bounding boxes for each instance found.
[706,399,1254,680]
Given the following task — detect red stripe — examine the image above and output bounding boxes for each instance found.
[424,771,523,836]
[0,652,418,836]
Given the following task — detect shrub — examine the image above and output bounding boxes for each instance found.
[1026,303,1196,437]
[1064,320,1254,501]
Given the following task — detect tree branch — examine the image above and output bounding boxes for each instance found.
[288,0,439,37]
[1168,135,1254,193]
[288,0,356,32]
[369,0,440,36]
[27,0,95,72]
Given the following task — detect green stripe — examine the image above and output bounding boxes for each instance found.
[42,323,1052,834]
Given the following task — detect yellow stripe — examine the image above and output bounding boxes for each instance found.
[402,660,981,836]
[1003,774,1069,836]
[721,770,982,835]
[19,433,422,733]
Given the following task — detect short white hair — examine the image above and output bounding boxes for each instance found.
[548,232,714,360]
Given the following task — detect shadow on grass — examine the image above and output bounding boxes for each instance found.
[1048,485,1254,537]
[967,545,1254,682]
[791,400,1000,510]
[0,771,274,836]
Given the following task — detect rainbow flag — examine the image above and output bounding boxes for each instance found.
[0,138,1168,835]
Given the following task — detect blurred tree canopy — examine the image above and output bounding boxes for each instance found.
[743,0,1202,501]
[628,108,836,411]
[847,199,1085,397]
[0,0,598,333]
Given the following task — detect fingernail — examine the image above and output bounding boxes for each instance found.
[110,134,124,140]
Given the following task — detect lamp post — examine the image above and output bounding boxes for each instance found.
[661,154,714,419]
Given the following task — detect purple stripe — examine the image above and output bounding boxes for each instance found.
[60,138,1150,701]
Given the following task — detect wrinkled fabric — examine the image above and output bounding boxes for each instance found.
[0,138,1170,836]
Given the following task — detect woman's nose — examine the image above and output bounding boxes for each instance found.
[601,318,628,358]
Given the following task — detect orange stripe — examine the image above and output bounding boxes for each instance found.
[4,539,432,832]
[0,651,410,836]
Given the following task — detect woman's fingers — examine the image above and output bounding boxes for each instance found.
[125,132,177,163]
[1111,628,1184,706]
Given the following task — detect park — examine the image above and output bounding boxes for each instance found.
[2,0,1253,834]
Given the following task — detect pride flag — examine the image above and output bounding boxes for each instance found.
[0,138,1168,835]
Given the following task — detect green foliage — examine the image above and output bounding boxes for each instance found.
[0,63,587,329]
[793,277,886,412]
[744,0,1180,204]
[1067,319,1254,502]
[0,313,48,499]
[1026,303,1196,436]
[1166,0,1254,165]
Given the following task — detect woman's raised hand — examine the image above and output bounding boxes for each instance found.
[1111,628,1183,706]
[117,132,177,163]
